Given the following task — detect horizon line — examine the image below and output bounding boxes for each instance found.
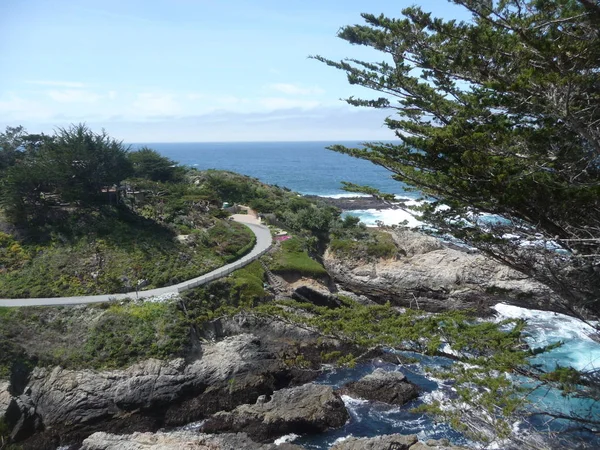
[125,139,396,144]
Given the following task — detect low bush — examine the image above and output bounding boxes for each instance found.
[269,237,328,277]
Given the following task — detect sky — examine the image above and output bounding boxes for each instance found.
[0,0,468,142]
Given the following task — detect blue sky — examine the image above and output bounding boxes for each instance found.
[1,0,467,142]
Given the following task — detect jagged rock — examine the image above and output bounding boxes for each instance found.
[201,383,349,442]
[331,433,418,449]
[81,431,305,450]
[12,334,318,448]
[324,228,562,315]
[0,380,11,419]
[339,369,419,406]
[331,434,468,450]
[411,438,469,450]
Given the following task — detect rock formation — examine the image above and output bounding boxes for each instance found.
[331,434,467,450]
[325,228,562,314]
[339,368,419,406]
[8,334,318,449]
[201,383,349,442]
[81,431,305,450]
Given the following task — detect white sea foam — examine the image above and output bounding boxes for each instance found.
[274,434,300,445]
[332,435,353,445]
[176,420,205,431]
[343,208,423,228]
[318,193,373,199]
[493,303,600,372]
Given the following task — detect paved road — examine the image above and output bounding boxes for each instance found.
[0,216,272,307]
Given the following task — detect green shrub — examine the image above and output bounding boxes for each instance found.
[83,302,188,369]
[329,229,397,260]
[269,237,328,277]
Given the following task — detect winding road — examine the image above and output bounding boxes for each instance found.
[0,215,272,307]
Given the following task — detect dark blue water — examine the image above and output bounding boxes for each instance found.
[131,141,416,198]
[295,356,470,449]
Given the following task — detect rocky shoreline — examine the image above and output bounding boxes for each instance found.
[304,195,408,211]
[0,310,462,450]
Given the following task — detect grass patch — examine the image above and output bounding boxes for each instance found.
[181,261,267,324]
[330,229,397,260]
[268,237,328,277]
[229,261,266,301]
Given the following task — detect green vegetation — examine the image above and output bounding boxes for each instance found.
[197,170,341,247]
[0,126,264,298]
[0,124,132,224]
[180,261,267,325]
[128,147,185,182]
[329,216,397,260]
[315,2,600,435]
[330,229,397,260]
[0,301,188,372]
[229,261,267,303]
[315,0,600,317]
[0,208,253,298]
[268,237,328,277]
[84,302,188,368]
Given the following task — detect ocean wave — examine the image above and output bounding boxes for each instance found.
[274,433,300,444]
[493,303,600,373]
[303,192,373,198]
[343,208,424,228]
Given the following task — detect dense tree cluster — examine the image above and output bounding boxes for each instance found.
[0,125,186,225]
[315,0,600,318]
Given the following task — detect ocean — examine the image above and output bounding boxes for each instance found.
[134,141,600,448]
[132,141,412,198]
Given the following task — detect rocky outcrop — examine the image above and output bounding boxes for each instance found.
[331,434,468,450]
[0,380,11,419]
[339,369,419,406]
[304,195,401,211]
[201,383,349,442]
[11,334,319,449]
[325,228,561,314]
[81,431,305,450]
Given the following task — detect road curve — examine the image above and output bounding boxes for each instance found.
[0,216,272,307]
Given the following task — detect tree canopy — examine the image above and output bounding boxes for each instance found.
[0,124,133,224]
[128,147,185,182]
[314,0,600,318]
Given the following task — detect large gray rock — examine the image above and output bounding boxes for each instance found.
[201,383,349,442]
[340,369,419,406]
[12,334,316,448]
[0,380,11,419]
[81,431,305,450]
[324,229,561,314]
[331,434,468,450]
[331,434,418,450]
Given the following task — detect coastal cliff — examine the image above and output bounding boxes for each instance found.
[324,228,562,315]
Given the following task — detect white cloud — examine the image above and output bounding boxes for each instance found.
[0,94,54,120]
[47,89,102,103]
[26,80,87,88]
[108,90,118,100]
[186,92,205,101]
[269,83,325,96]
[132,93,181,116]
[215,95,250,106]
[259,97,320,110]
